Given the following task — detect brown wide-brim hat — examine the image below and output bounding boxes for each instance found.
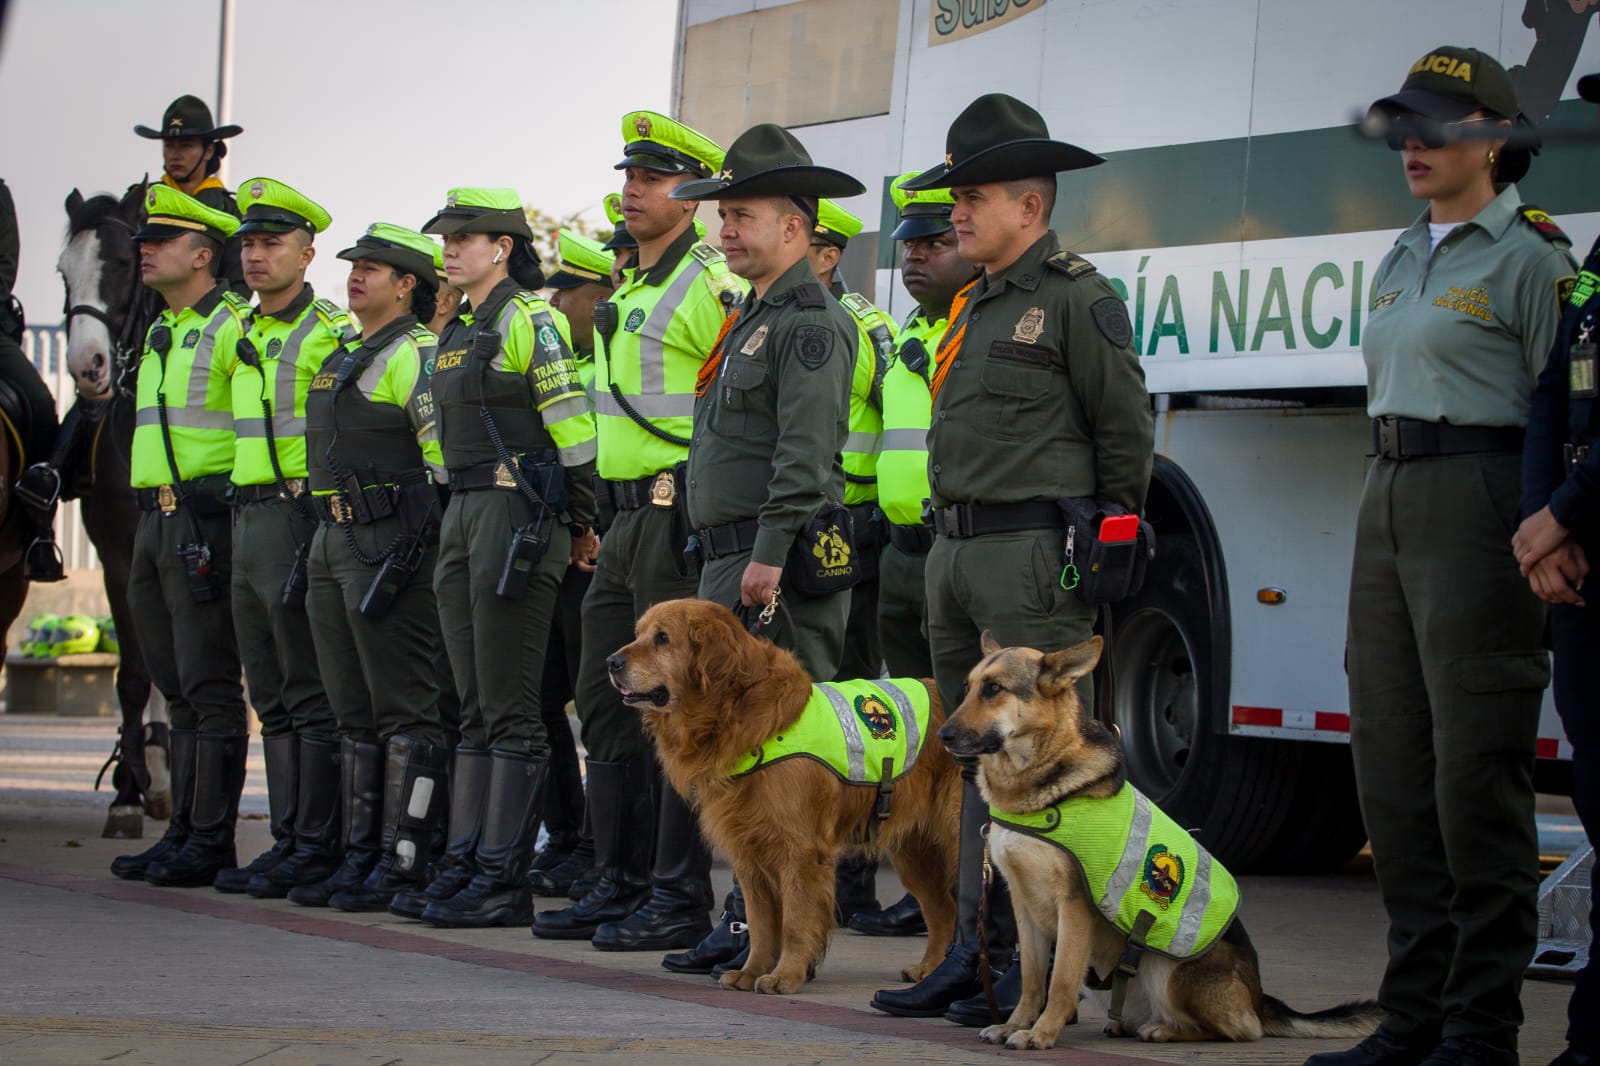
[134,94,242,140]
[671,124,865,201]
[900,93,1102,191]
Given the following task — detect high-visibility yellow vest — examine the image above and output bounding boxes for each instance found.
[877,311,944,527]
[729,678,931,784]
[838,292,897,506]
[231,293,353,485]
[990,782,1240,960]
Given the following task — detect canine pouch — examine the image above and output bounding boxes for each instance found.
[1056,497,1156,604]
[784,502,862,598]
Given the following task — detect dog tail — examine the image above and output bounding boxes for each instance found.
[1259,995,1383,1039]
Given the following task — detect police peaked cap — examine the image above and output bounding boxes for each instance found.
[813,199,863,249]
[133,184,240,243]
[671,124,865,201]
[545,229,616,291]
[236,177,331,236]
[616,111,725,177]
[134,95,242,140]
[600,192,636,252]
[890,171,955,240]
[421,187,535,241]
[899,94,1102,190]
[338,223,441,290]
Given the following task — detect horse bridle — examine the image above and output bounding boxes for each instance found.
[62,212,143,399]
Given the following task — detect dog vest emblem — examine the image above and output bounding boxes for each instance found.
[728,678,931,784]
[990,782,1240,960]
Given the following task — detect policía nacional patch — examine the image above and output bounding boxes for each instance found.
[1557,275,1577,307]
[739,324,769,355]
[1089,297,1132,349]
[1013,306,1045,344]
[795,324,834,369]
[624,307,647,333]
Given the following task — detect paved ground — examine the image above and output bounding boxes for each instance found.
[0,713,1579,1065]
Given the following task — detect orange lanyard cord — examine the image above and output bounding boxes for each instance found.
[928,277,980,404]
[695,308,743,398]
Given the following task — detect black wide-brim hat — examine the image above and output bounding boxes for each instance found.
[1581,73,1600,104]
[134,94,242,140]
[900,94,1102,190]
[671,124,865,201]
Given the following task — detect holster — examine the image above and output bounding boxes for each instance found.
[1055,497,1156,605]
[395,467,442,545]
[670,462,693,578]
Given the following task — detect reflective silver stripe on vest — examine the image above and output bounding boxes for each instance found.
[880,682,921,775]
[235,311,321,439]
[880,428,926,452]
[558,437,598,466]
[844,430,882,457]
[1099,789,1154,925]
[1168,846,1214,956]
[233,417,307,438]
[541,395,591,425]
[489,301,522,372]
[176,306,237,416]
[136,405,233,431]
[595,390,695,420]
[635,258,709,394]
[357,331,415,402]
[818,683,867,781]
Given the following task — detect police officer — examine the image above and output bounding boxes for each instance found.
[600,191,636,286]
[109,186,252,888]
[1310,49,1576,1066]
[872,94,1153,1017]
[534,113,745,954]
[849,173,981,943]
[208,179,348,897]
[524,228,615,898]
[133,96,247,296]
[417,188,598,929]
[1512,70,1600,1066]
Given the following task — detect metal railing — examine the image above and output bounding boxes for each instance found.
[20,325,100,572]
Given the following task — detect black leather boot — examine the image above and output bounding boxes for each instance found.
[1302,1024,1441,1065]
[529,712,585,887]
[17,463,64,583]
[288,737,382,907]
[331,735,449,912]
[946,950,1030,1027]
[146,733,247,887]
[250,735,341,897]
[215,732,298,893]
[834,853,883,926]
[871,772,994,1016]
[390,747,489,919]
[533,756,652,939]
[662,886,749,974]
[592,779,712,951]
[420,750,547,928]
[529,801,593,897]
[111,728,195,880]
[849,891,927,936]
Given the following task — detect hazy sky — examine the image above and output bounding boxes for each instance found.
[0,0,678,319]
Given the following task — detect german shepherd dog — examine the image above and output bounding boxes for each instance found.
[609,599,961,995]
[940,633,1382,1050]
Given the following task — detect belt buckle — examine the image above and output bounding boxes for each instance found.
[650,470,676,508]
[280,478,305,499]
[157,484,177,513]
[493,461,517,489]
[329,495,353,524]
[1376,418,1403,460]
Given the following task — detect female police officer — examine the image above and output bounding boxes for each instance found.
[277,224,453,912]
[1310,48,1576,1066]
[414,188,598,929]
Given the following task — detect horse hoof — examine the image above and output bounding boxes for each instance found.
[102,805,143,839]
[144,746,171,819]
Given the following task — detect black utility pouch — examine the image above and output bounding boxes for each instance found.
[359,553,409,620]
[784,502,862,598]
[593,473,618,535]
[670,462,693,577]
[280,541,310,609]
[1056,497,1156,605]
[177,540,221,603]
[496,519,552,601]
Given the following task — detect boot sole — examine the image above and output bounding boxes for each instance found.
[531,922,606,940]
[869,998,960,1018]
[592,929,711,952]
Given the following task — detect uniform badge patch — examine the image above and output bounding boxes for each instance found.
[1089,297,1133,349]
[1139,844,1184,910]
[1013,306,1045,344]
[795,325,833,369]
[265,338,282,359]
[248,180,265,199]
[853,694,897,741]
[624,307,647,333]
[146,189,158,209]
[182,329,200,349]
[739,324,769,356]
[634,114,652,137]
[1372,290,1402,310]
[1558,275,1577,307]
[537,324,562,352]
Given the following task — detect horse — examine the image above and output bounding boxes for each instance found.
[57,184,166,839]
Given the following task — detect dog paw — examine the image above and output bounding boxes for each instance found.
[1103,1020,1133,1038]
[978,1024,1018,1045]
[1137,1021,1189,1043]
[1005,1028,1058,1051]
[754,972,804,996]
[718,969,758,992]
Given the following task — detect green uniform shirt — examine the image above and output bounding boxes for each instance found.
[598,225,746,480]
[729,677,931,783]
[928,232,1153,513]
[132,284,250,487]
[991,782,1240,961]
[1365,184,1576,427]
[686,254,855,566]
[231,284,354,486]
[878,311,944,527]
[836,288,898,505]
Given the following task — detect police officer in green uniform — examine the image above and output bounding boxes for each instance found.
[600,191,637,284]
[850,173,981,942]
[208,178,348,897]
[109,186,252,888]
[1311,50,1575,1066]
[534,113,746,954]
[871,94,1153,1017]
[275,223,454,913]
[134,96,248,296]
[524,227,614,897]
[417,188,598,929]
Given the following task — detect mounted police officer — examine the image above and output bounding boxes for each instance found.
[134,96,247,296]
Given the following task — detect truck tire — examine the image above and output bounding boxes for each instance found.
[1255,741,1369,874]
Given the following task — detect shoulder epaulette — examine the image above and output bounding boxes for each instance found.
[792,282,827,311]
[511,290,549,315]
[839,292,878,323]
[1045,251,1099,280]
[312,296,355,339]
[220,290,251,315]
[405,324,435,346]
[1520,206,1571,247]
[688,241,725,268]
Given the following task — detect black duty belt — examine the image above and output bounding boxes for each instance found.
[1566,443,1591,473]
[694,518,761,561]
[135,474,232,514]
[604,471,676,511]
[931,501,1063,539]
[312,485,400,525]
[1371,417,1524,461]
[232,479,306,504]
[448,458,542,493]
[889,522,935,554]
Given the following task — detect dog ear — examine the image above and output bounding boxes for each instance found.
[688,607,764,695]
[980,630,1002,655]
[1038,635,1104,693]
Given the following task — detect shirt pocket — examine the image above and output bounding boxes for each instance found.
[718,354,771,437]
[978,355,1051,441]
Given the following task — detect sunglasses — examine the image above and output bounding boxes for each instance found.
[1382,114,1502,150]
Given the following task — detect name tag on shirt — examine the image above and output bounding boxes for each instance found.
[1572,343,1597,400]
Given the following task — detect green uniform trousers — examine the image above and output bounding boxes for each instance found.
[305,518,447,750]
[877,540,932,680]
[1347,453,1547,1048]
[127,506,246,734]
[836,573,881,681]
[434,488,570,755]
[231,496,333,738]
[696,549,848,681]
[926,529,1097,716]
[575,504,698,762]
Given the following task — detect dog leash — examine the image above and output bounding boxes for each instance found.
[977,825,1002,1023]
[731,586,797,645]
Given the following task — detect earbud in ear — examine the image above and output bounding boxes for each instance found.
[492,249,504,264]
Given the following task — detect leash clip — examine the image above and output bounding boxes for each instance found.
[758,585,781,627]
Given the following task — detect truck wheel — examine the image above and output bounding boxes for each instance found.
[1255,741,1369,874]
